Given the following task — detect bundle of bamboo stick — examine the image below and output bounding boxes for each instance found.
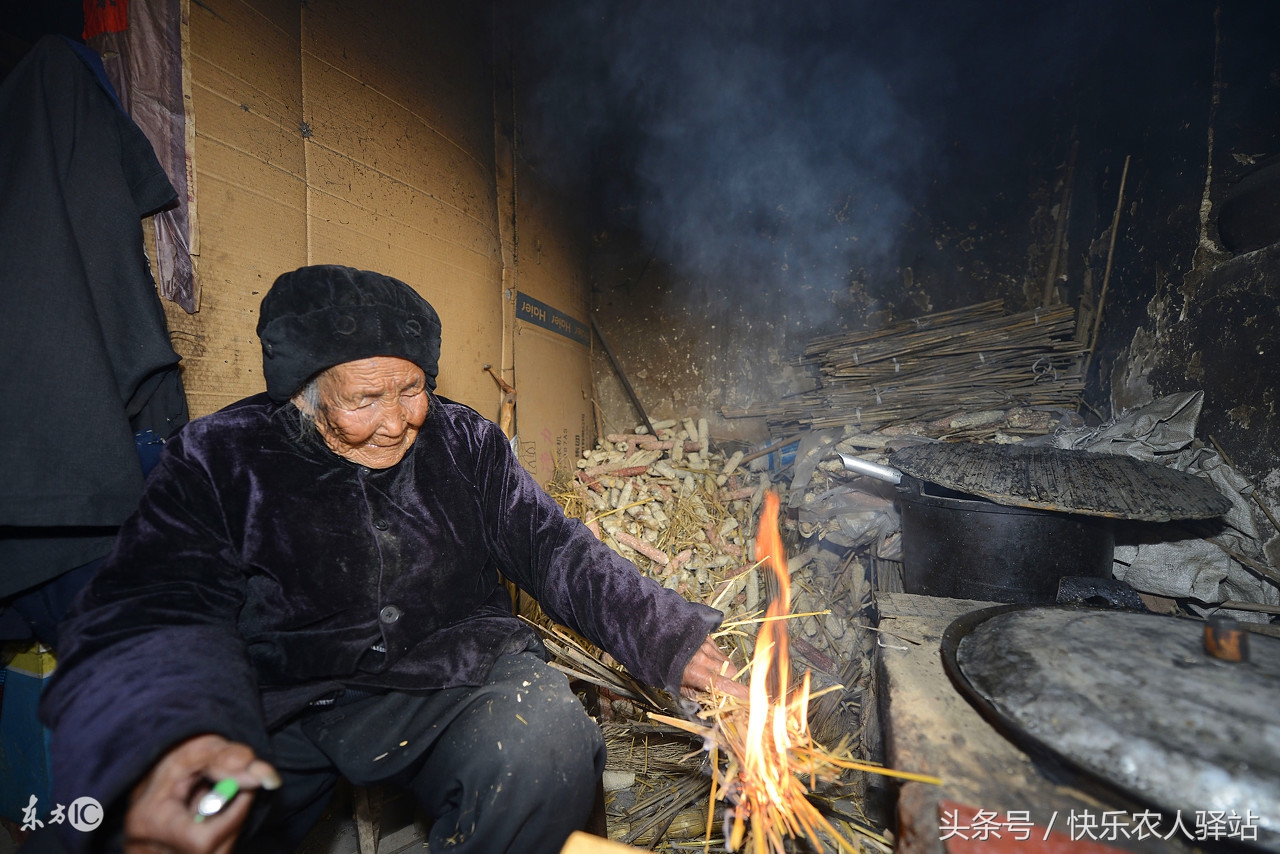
[722,300,1086,438]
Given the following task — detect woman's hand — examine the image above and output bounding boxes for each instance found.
[680,636,749,702]
[124,734,280,854]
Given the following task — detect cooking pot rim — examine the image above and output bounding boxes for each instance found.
[897,480,1114,523]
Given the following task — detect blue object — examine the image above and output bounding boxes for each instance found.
[0,646,56,823]
[134,428,167,477]
[772,440,800,471]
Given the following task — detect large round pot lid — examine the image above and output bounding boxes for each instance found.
[942,606,1280,851]
[888,442,1231,521]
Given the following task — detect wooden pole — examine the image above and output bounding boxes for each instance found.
[740,432,806,465]
[1041,138,1079,306]
[590,315,656,437]
[1209,435,1280,538]
[483,364,517,439]
[1219,600,1280,617]
[1082,154,1131,385]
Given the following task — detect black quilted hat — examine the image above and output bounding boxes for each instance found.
[257,265,442,402]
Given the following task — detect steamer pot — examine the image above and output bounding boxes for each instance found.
[839,452,1114,603]
[837,451,1116,604]
[895,478,1114,604]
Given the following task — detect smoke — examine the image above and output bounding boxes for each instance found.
[517,0,1118,330]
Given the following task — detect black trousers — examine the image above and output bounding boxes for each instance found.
[241,653,605,854]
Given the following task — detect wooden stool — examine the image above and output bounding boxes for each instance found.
[353,785,381,854]
[350,776,605,853]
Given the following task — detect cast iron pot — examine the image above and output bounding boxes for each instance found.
[840,453,1114,604]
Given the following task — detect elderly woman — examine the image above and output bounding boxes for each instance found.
[43,265,744,854]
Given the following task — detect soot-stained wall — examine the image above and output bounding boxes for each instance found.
[1067,3,1280,488]
[521,1,1280,495]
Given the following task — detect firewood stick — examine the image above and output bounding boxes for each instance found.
[611,530,669,565]
[605,434,700,452]
[668,549,693,574]
[704,522,742,557]
[722,486,756,501]
[606,433,644,443]
[579,464,649,480]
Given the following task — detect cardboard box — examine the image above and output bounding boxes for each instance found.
[514,292,593,480]
[508,167,595,485]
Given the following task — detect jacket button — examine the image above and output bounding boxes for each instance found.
[379,605,402,625]
[373,519,389,531]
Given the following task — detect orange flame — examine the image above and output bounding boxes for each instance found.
[651,488,937,853]
[729,490,830,852]
[743,491,793,797]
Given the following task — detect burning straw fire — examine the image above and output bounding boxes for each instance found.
[654,490,940,853]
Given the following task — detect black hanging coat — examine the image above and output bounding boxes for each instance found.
[0,35,186,596]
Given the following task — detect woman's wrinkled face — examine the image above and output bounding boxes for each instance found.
[297,356,429,469]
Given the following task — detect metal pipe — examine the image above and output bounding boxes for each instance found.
[837,452,902,484]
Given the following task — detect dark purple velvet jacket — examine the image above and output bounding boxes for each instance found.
[42,393,720,849]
